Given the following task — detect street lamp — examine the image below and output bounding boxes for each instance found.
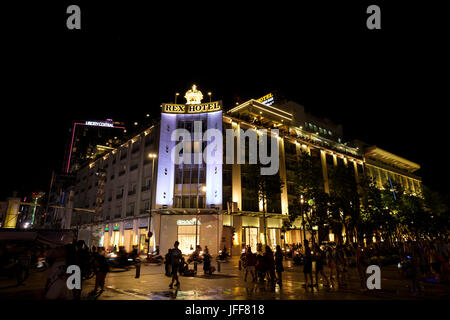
[147,153,158,258]
[208,92,212,102]
[175,92,180,104]
[299,195,306,244]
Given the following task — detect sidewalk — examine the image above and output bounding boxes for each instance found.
[1,257,449,300]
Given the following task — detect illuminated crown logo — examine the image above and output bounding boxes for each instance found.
[184,84,203,105]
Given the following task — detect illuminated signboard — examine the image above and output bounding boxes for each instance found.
[256,93,274,106]
[177,218,201,226]
[85,121,115,128]
[162,101,222,114]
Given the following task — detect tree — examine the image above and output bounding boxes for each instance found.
[328,163,360,245]
[292,151,323,243]
[245,164,284,245]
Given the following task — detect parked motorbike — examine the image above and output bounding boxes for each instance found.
[146,253,163,264]
[187,251,203,264]
[217,249,230,262]
[293,251,305,265]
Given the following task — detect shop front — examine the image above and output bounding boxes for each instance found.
[158,213,221,256]
[138,218,149,254]
[123,220,134,252]
[110,223,120,250]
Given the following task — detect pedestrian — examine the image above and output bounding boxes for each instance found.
[255,248,266,282]
[326,246,336,287]
[203,247,212,275]
[275,245,284,286]
[356,244,369,291]
[264,246,276,283]
[16,248,32,286]
[165,248,173,276]
[402,246,422,295]
[314,244,329,288]
[302,240,313,288]
[335,245,346,287]
[169,241,182,289]
[90,247,109,295]
[244,247,256,282]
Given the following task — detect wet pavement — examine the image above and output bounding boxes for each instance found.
[1,257,449,300]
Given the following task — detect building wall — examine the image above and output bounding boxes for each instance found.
[71,101,421,254]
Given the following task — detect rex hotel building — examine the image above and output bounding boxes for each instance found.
[70,87,422,256]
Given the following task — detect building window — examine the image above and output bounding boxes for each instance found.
[126,203,135,216]
[177,225,198,254]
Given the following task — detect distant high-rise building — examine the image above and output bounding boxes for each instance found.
[64,119,127,173]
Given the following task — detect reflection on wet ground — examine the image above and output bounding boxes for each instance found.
[1,257,449,300]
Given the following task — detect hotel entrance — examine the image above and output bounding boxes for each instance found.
[177,225,199,254]
[243,227,258,253]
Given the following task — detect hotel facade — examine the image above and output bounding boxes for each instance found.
[69,87,422,256]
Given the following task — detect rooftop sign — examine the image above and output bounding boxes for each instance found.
[256,93,274,106]
[162,101,222,114]
[85,121,115,128]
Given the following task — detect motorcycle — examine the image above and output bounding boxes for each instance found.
[217,249,230,262]
[187,251,203,264]
[146,252,164,264]
[293,251,305,265]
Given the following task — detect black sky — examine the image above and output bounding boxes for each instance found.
[1,1,449,199]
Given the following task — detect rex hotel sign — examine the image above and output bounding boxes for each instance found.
[162,101,222,114]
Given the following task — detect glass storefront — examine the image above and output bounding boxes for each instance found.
[123,229,133,252]
[268,228,281,250]
[177,225,199,254]
[243,227,258,253]
[138,228,148,254]
[111,230,120,250]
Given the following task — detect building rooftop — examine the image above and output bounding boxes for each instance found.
[364,146,420,173]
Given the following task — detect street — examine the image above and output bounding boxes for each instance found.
[1,257,449,300]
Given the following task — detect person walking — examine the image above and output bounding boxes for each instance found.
[314,244,330,288]
[91,247,109,295]
[303,240,313,288]
[203,247,212,275]
[275,245,284,286]
[265,246,276,283]
[244,247,256,282]
[356,244,369,291]
[335,245,346,287]
[165,248,173,276]
[326,246,336,287]
[169,241,182,289]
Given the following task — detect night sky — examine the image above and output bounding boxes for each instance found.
[1,1,448,200]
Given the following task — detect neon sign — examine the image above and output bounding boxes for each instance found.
[256,93,274,106]
[162,101,222,114]
[85,121,114,128]
[177,218,202,226]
